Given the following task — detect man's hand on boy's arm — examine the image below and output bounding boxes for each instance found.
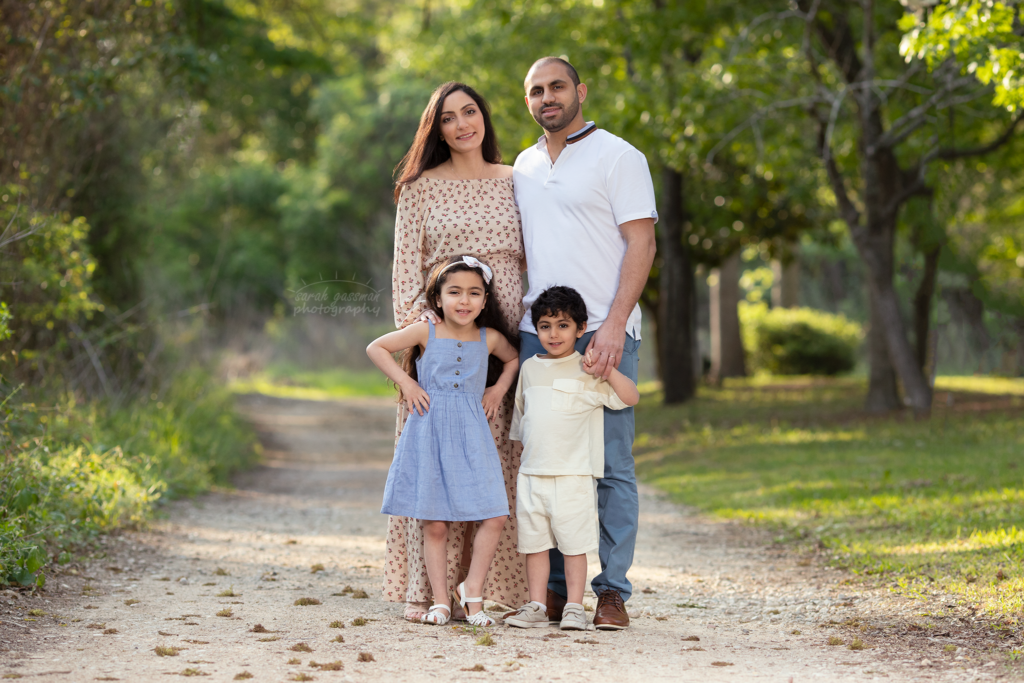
[582,356,639,407]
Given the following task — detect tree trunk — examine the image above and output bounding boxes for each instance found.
[854,216,933,417]
[710,251,746,383]
[658,167,697,404]
[913,246,940,371]
[865,287,901,412]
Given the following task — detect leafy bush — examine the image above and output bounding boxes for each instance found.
[0,368,257,586]
[740,303,863,376]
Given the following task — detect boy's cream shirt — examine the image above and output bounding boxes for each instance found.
[510,351,629,478]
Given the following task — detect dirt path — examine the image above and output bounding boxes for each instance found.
[0,395,1009,682]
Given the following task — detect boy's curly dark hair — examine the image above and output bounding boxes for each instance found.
[530,286,588,330]
[398,255,519,403]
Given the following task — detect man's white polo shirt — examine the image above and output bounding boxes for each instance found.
[513,122,658,338]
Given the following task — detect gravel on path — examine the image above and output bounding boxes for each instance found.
[0,394,1010,682]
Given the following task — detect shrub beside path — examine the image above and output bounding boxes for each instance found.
[0,395,1010,681]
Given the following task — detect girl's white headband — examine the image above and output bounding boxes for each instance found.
[437,256,492,285]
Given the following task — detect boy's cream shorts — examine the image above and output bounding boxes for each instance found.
[515,474,598,556]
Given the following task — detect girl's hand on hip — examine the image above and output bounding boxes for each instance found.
[402,381,431,416]
[481,386,503,422]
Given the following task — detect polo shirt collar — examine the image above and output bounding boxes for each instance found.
[566,121,598,144]
[535,121,599,148]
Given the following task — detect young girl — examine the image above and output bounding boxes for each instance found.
[366,255,520,626]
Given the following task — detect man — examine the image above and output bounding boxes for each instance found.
[513,56,658,630]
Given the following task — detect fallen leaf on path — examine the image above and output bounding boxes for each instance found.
[357,653,375,662]
[710,662,733,667]
[681,636,700,641]
[460,664,484,672]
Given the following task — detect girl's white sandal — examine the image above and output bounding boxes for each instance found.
[421,604,451,625]
[456,582,496,627]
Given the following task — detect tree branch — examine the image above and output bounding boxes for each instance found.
[937,110,1024,160]
[812,109,861,229]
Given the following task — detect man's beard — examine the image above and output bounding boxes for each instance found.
[533,94,580,132]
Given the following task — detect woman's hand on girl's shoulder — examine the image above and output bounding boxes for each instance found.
[416,308,441,325]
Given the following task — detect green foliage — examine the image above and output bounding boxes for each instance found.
[900,1,1024,112]
[0,369,257,586]
[635,378,1024,617]
[1,191,102,330]
[0,302,10,343]
[740,303,863,376]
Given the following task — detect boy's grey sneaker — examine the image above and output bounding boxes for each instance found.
[559,603,587,631]
[504,603,552,628]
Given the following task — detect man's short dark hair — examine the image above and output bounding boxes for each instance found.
[531,286,588,329]
[528,56,581,87]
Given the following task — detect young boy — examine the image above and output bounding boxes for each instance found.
[505,286,639,630]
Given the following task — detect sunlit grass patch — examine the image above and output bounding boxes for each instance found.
[935,376,1024,396]
[635,377,1024,619]
[229,363,392,399]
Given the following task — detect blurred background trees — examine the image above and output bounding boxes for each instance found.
[2,0,1022,414]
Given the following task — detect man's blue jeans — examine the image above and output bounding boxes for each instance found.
[518,329,640,602]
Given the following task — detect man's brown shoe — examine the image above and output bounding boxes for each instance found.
[593,590,629,630]
[545,589,567,622]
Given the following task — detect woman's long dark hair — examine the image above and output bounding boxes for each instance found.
[393,82,502,202]
[397,255,519,404]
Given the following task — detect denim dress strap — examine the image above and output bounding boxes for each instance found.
[478,326,487,344]
[428,319,436,341]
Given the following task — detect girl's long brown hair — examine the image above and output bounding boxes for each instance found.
[393,82,501,202]
[397,255,519,403]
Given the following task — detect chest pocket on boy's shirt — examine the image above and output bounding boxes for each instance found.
[551,379,588,413]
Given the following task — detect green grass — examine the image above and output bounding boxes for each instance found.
[229,362,392,400]
[635,376,1024,619]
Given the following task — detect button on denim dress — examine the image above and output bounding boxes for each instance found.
[381,321,509,522]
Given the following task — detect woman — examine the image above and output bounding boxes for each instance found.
[386,81,527,621]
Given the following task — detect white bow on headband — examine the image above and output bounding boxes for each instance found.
[441,256,492,284]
